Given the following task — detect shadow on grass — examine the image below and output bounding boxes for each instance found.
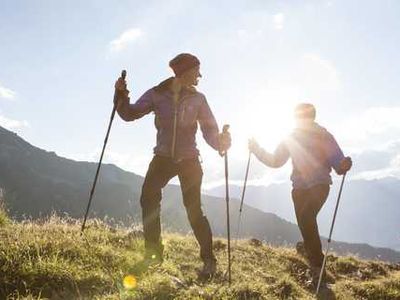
[316,285,336,300]
[128,258,163,277]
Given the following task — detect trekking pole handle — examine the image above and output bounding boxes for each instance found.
[113,70,127,108]
[219,124,230,157]
[121,69,127,80]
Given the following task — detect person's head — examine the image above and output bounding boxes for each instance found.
[169,53,202,87]
[294,103,316,127]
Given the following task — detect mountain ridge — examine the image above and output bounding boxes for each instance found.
[0,125,399,262]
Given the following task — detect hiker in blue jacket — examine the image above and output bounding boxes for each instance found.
[114,53,231,276]
[248,103,352,286]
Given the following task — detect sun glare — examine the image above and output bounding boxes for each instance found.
[123,275,137,290]
[231,89,297,158]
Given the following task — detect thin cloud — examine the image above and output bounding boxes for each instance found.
[360,107,400,135]
[0,115,29,130]
[272,13,285,30]
[110,28,144,52]
[0,84,16,100]
[352,165,400,181]
[337,106,400,147]
[336,107,400,180]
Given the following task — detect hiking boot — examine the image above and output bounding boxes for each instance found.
[306,278,327,290]
[199,258,217,278]
[308,265,334,288]
[305,276,327,291]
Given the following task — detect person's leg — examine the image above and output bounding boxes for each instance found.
[293,185,330,267]
[178,158,215,263]
[292,188,308,256]
[140,156,177,258]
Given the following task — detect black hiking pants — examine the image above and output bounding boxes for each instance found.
[292,184,330,267]
[140,155,214,261]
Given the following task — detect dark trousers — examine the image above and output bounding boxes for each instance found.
[292,184,330,267]
[140,155,214,261]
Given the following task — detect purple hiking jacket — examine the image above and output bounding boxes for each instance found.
[253,122,345,189]
[116,77,220,160]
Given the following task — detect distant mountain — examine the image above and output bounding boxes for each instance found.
[0,125,399,262]
[206,178,400,252]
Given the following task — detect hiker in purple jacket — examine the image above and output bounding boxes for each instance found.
[248,103,352,286]
[114,53,231,276]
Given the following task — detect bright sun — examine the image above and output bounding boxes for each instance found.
[230,92,297,158]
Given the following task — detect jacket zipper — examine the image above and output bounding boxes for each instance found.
[171,105,178,158]
[181,104,186,123]
[171,94,190,159]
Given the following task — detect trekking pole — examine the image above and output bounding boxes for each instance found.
[219,124,231,285]
[81,70,127,233]
[316,172,347,294]
[235,151,252,242]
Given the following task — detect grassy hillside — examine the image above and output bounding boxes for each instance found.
[1,214,399,299]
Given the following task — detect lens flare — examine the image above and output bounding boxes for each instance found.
[123,275,137,290]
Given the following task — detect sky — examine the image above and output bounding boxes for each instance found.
[1,0,400,189]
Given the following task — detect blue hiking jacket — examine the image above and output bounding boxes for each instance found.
[253,122,345,189]
[116,77,220,160]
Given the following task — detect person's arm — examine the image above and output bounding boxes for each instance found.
[198,97,221,151]
[325,133,352,174]
[249,139,289,168]
[325,133,345,173]
[116,89,154,121]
